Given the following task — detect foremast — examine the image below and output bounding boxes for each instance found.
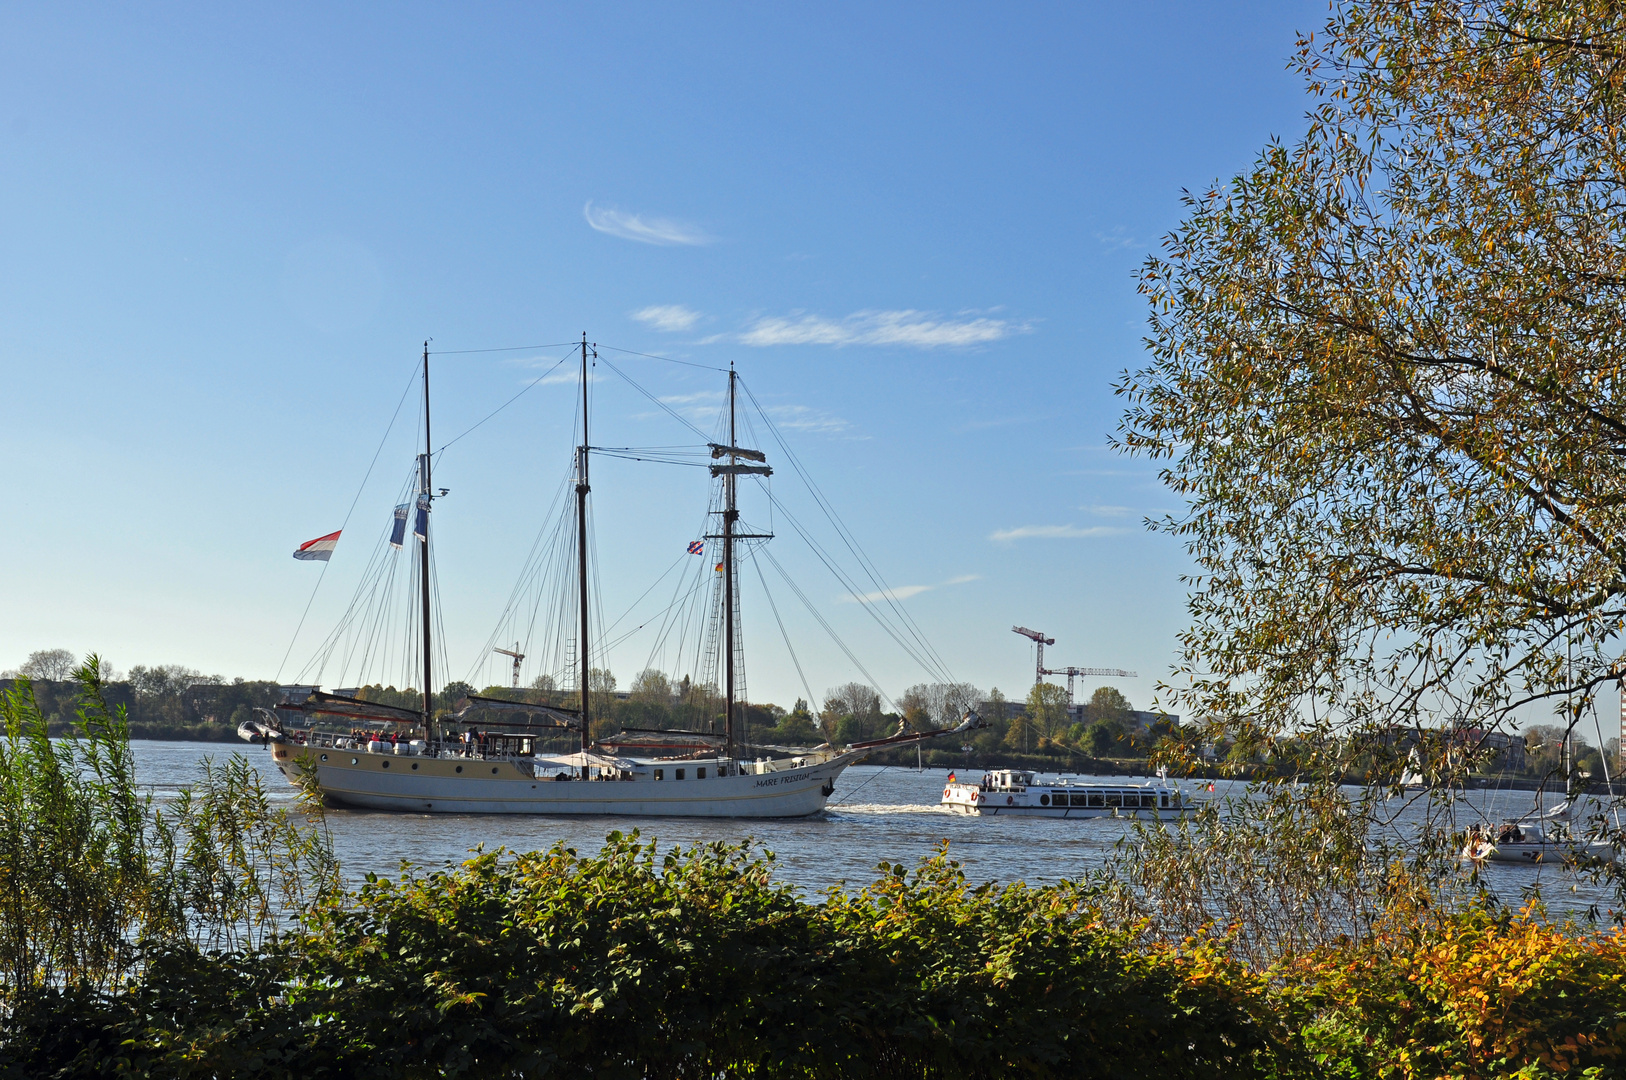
[576,334,593,777]
[418,341,435,741]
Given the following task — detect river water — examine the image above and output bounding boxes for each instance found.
[132,741,1623,915]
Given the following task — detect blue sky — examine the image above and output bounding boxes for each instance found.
[1,2,1328,713]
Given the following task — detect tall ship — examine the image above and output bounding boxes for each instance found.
[246,337,974,816]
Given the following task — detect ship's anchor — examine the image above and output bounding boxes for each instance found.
[820,782,835,797]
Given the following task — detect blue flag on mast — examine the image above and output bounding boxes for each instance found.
[413,493,430,542]
[389,504,409,549]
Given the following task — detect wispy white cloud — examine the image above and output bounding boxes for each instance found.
[989,524,1129,542]
[1084,505,1134,517]
[767,404,848,434]
[654,389,723,426]
[1094,227,1137,250]
[633,304,702,332]
[739,309,1025,349]
[584,202,712,246]
[840,574,980,604]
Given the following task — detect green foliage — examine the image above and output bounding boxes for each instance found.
[170,754,342,953]
[0,656,339,999]
[1086,685,1132,720]
[1084,717,1126,758]
[0,658,176,993]
[0,836,1280,1078]
[1025,681,1070,740]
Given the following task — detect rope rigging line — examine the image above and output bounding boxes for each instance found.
[594,353,713,439]
[297,462,419,687]
[737,375,959,685]
[276,355,422,683]
[433,348,576,458]
[760,547,896,714]
[749,549,818,710]
[589,448,712,468]
[464,466,574,686]
[430,342,576,355]
[827,764,893,807]
[756,486,951,685]
[596,342,729,372]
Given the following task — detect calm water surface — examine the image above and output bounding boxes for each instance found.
[131,741,1623,913]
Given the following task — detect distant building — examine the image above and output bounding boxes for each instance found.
[1373,723,1527,772]
[1456,727,1526,772]
[1062,704,1179,732]
[978,699,1028,720]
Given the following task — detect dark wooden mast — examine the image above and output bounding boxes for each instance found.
[704,367,772,770]
[576,333,592,777]
[419,341,435,738]
[723,367,738,765]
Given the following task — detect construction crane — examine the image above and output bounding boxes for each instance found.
[1011,626,1135,704]
[1011,626,1055,684]
[493,643,525,689]
[1043,665,1137,706]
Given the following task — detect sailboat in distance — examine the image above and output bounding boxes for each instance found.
[249,337,978,816]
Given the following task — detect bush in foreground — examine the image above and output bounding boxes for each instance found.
[0,835,1275,1079]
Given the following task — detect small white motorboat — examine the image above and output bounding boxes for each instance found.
[1462,815,1617,865]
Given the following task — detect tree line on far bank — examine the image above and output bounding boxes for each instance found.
[6,647,1168,766]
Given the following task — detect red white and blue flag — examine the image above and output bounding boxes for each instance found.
[687,540,704,554]
[293,530,341,562]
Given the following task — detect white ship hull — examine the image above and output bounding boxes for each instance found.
[266,741,859,818]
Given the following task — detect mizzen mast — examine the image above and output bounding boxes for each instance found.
[709,366,772,766]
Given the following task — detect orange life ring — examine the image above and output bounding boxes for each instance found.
[943,788,950,799]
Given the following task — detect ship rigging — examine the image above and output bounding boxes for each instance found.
[249,335,978,816]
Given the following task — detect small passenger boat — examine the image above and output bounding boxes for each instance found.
[941,769,1190,819]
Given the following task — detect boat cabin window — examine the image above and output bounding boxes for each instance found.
[676,768,686,780]
[1088,793,1104,807]
[1105,792,1122,807]
[654,769,664,781]
[1160,793,1169,807]
[1071,792,1089,807]
[697,767,707,779]
[1141,794,1157,808]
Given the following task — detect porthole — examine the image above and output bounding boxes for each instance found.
[411,763,419,770]
[1040,794,1050,806]
[676,768,686,780]
[491,767,499,775]
[382,761,389,769]
[350,757,359,765]
[320,754,328,762]
[697,767,707,779]
[456,765,463,773]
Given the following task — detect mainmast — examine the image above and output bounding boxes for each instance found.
[723,367,738,764]
[575,334,592,777]
[419,341,434,738]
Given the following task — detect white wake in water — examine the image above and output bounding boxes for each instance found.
[827,802,956,816]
